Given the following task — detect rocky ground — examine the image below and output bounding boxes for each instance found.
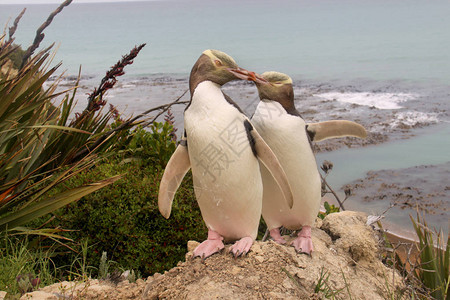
[19,211,406,299]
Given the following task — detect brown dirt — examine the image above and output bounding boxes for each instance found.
[21,211,406,300]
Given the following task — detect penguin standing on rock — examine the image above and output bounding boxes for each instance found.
[158,51,294,259]
[239,71,367,254]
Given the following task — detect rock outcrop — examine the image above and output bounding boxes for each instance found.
[20,211,404,299]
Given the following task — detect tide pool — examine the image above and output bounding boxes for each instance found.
[316,123,450,233]
[317,123,450,188]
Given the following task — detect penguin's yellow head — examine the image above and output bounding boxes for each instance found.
[260,71,293,85]
[189,49,250,87]
[253,71,294,103]
[202,49,239,71]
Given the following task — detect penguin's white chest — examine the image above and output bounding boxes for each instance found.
[252,100,321,229]
[184,81,262,240]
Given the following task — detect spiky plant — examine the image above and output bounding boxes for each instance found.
[0,35,120,236]
[411,214,449,299]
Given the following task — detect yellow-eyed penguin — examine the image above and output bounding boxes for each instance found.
[241,71,366,254]
[158,51,294,259]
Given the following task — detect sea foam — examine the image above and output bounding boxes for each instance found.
[391,111,439,128]
[316,92,418,109]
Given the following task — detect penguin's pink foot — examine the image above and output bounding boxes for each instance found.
[229,237,253,258]
[193,230,224,259]
[269,228,287,244]
[291,226,313,255]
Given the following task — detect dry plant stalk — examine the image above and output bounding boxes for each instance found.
[85,44,147,112]
[21,0,73,68]
[72,43,147,125]
[8,8,26,43]
[320,160,347,211]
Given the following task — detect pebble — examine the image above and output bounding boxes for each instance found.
[0,291,7,300]
[187,240,200,252]
[254,255,264,263]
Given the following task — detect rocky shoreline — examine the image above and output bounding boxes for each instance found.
[52,75,445,154]
[17,211,407,299]
[344,163,449,216]
[342,162,449,237]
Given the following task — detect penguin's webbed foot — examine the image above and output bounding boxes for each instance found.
[193,230,224,259]
[269,228,287,244]
[229,237,253,258]
[290,226,313,255]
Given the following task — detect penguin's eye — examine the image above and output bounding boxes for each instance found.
[214,60,223,67]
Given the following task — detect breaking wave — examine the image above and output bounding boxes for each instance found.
[316,92,418,109]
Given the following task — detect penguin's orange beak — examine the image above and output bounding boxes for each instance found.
[251,73,270,85]
[227,68,269,85]
[227,67,254,80]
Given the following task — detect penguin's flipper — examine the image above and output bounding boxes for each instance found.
[244,120,294,209]
[158,141,191,219]
[306,120,367,142]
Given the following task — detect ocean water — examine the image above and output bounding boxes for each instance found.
[2,0,450,82]
[1,0,449,234]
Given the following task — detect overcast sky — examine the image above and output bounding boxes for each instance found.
[0,0,155,4]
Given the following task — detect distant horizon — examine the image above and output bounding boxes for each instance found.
[0,0,159,4]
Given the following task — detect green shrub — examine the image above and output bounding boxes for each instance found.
[318,202,340,220]
[126,122,177,168]
[29,124,205,277]
[31,159,205,277]
[7,44,26,69]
